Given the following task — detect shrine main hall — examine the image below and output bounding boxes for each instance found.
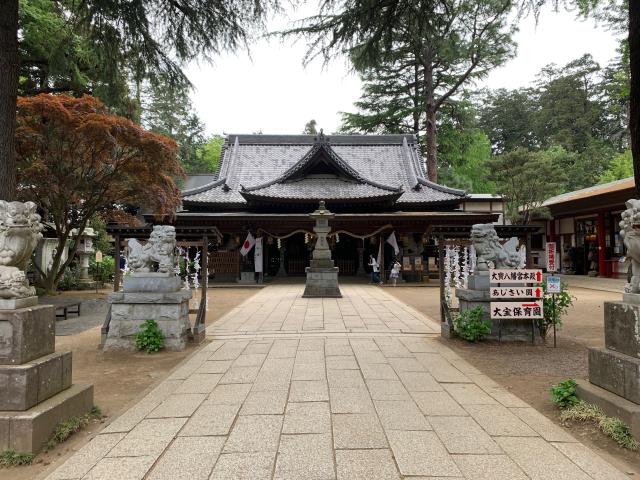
[173,133,498,282]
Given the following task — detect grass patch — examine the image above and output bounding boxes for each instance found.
[561,400,639,450]
[45,406,104,451]
[0,450,34,467]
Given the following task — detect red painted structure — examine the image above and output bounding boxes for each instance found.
[541,177,635,277]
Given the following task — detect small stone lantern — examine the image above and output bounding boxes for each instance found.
[73,227,96,285]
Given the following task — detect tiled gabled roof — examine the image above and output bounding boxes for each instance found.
[182,134,466,209]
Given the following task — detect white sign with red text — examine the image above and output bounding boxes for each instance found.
[546,242,557,272]
[490,301,544,319]
[490,287,543,299]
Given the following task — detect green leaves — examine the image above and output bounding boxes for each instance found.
[134,319,165,353]
[487,147,567,224]
[539,280,575,339]
[453,306,492,342]
[550,379,579,409]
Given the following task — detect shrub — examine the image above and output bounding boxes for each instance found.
[550,379,579,409]
[538,280,574,340]
[561,400,639,450]
[453,306,492,342]
[89,254,115,283]
[45,407,104,451]
[134,320,165,353]
[0,449,34,466]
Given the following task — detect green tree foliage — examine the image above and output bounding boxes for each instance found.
[487,148,566,224]
[18,0,134,116]
[286,0,516,182]
[477,54,628,192]
[142,80,220,173]
[2,0,276,200]
[476,88,539,154]
[599,150,633,183]
[436,102,495,193]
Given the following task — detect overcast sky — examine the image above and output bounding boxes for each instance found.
[184,4,623,137]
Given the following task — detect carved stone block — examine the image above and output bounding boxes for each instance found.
[0,306,55,365]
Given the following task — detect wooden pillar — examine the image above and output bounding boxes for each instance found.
[201,234,208,327]
[439,235,445,323]
[113,234,121,292]
[380,234,385,282]
[597,211,607,277]
[525,233,532,269]
[549,219,556,243]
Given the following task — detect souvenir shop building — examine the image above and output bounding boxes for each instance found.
[162,133,501,282]
[541,176,635,277]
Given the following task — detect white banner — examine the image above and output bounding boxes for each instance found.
[254,237,263,273]
[386,231,400,256]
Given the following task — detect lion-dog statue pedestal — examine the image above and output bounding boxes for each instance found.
[0,200,93,453]
[452,224,541,342]
[577,199,640,438]
[103,225,192,351]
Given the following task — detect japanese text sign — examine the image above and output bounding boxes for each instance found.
[490,301,544,319]
[546,275,561,294]
[547,242,557,272]
[490,287,542,299]
[490,269,542,284]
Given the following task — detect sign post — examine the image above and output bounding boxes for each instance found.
[490,269,543,343]
[546,275,561,348]
[94,250,103,293]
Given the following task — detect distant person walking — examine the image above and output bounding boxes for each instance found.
[369,254,382,285]
[390,259,401,286]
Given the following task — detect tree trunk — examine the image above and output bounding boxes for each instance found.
[630,0,640,197]
[426,107,438,182]
[423,48,438,182]
[0,0,19,201]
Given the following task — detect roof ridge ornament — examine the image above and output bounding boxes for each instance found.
[314,129,329,144]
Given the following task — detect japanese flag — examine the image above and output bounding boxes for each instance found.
[240,232,256,257]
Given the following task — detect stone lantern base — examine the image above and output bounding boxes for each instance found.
[303,266,342,298]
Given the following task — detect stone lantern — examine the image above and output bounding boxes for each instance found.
[303,201,342,298]
[73,227,96,286]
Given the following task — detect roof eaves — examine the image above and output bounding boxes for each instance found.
[182,177,228,196]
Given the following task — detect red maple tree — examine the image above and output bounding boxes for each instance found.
[15,94,184,291]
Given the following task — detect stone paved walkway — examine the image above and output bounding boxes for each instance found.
[46,285,626,480]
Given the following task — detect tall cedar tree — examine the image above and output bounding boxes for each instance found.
[286,0,515,182]
[0,0,274,201]
[15,95,184,292]
[522,0,639,194]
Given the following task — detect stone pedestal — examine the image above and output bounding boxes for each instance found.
[0,305,93,453]
[303,266,342,298]
[580,300,640,437]
[238,272,256,284]
[104,289,192,351]
[454,273,541,342]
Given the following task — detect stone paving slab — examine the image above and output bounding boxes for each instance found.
[45,284,628,480]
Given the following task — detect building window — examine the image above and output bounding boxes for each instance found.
[531,234,543,250]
